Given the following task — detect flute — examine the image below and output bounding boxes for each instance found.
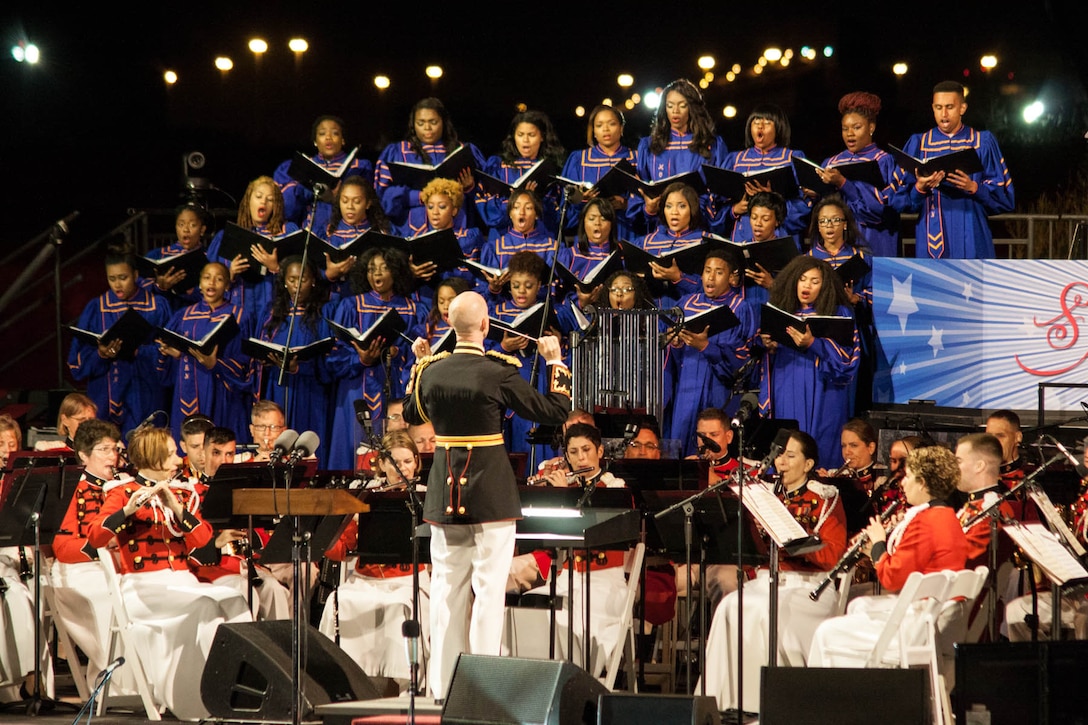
[809,499,901,601]
[525,466,594,486]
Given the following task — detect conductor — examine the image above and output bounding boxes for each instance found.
[405,291,571,701]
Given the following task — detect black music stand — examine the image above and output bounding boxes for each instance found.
[0,460,82,716]
[609,458,709,491]
[353,490,433,567]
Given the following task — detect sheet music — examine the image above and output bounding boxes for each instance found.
[1028,489,1087,558]
[730,481,809,548]
[1005,522,1088,586]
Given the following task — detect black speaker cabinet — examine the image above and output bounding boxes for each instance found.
[760,666,927,725]
[442,654,607,725]
[597,694,721,725]
[954,641,1088,725]
[200,620,382,721]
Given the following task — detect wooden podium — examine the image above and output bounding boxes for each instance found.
[233,487,367,725]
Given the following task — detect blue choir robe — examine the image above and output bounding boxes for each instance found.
[325,291,425,471]
[898,125,1015,259]
[319,218,374,302]
[206,221,301,322]
[485,297,567,463]
[274,150,373,228]
[555,240,614,308]
[411,223,484,296]
[144,242,205,309]
[156,299,254,444]
[373,141,487,231]
[757,304,859,468]
[634,131,728,233]
[253,306,335,468]
[479,226,558,271]
[821,144,908,257]
[561,144,641,240]
[635,227,705,301]
[476,156,564,236]
[663,289,756,456]
[68,286,173,438]
[720,146,810,239]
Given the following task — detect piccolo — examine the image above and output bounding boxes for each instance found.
[809,499,902,602]
[525,466,594,486]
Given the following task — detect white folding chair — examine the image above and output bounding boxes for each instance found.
[834,565,857,616]
[95,548,162,721]
[600,542,645,691]
[41,576,90,702]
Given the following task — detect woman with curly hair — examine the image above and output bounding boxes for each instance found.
[477,109,566,235]
[326,247,425,470]
[757,255,859,467]
[413,177,484,294]
[253,255,333,466]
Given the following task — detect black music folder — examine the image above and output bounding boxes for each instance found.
[136,248,208,290]
[387,145,477,189]
[830,253,871,288]
[488,301,561,343]
[886,144,983,177]
[553,159,639,200]
[326,308,408,351]
[312,229,405,265]
[218,223,309,283]
[286,146,360,189]
[157,314,240,356]
[474,158,558,197]
[707,234,800,281]
[625,169,706,199]
[760,303,854,350]
[619,239,713,277]
[553,251,623,295]
[664,303,741,338]
[792,156,885,194]
[703,163,798,200]
[69,308,155,361]
[241,336,335,365]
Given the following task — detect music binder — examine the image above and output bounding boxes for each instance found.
[68,308,155,361]
[707,234,799,281]
[760,303,854,350]
[401,228,466,269]
[313,229,405,265]
[729,480,824,556]
[241,336,336,365]
[387,145,477,189]
[792,156,885,194]
[664,303,741,338]
[463,259,506,280]
[326,308,407,350]
[157,314,240,356]
[1028,488,1088,559]
[618,239,715,277]
[488,302,561,344]
[286,146,360,189]
[625,169,706,199]
[703,163,798,200]
[474,158,559,197]
[886,144,983,177]
[136,248,208,290]
[218,223,310,283]
[430,327,457,355]
[553,159,639,200]
[1004,522,1088,590]
[553,251,623,294]
[829,253,871,288]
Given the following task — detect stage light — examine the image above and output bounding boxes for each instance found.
[11,42,39,64]
[625,99,635,109]
[617,73,633,88]
[980,54,997,70]
[726,71,736,82]
[164,70,178,84]
[698,55,715,71]
[288,38,308,53]
[643,91,660,109]
[215,56,233,71]
[1022,100,1044,123]
[575,106,586,117]
[374,75,390,90]
[723,105,737,118]
[426,65,443,79]
[248,38,268,54]
[731,63,741,73]
[704,71,714,82]
[893,62,909,76]
[823,45,834,57]
[764,47,782,62]
[699,79,709,89]
[631,93,641,104]
[602,97,613,107]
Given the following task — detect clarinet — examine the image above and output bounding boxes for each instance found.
[809,499,902,601]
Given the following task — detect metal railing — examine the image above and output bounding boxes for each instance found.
[899,213,1088,259]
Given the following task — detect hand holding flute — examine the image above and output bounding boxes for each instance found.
[810,500,901,601]
[123,478,186,518]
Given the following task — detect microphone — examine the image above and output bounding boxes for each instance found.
[730,392,760,429]
[270,429,299,463]
[354,399,373,437]
[99,656,125,679]
[288,431,320,463]
[697,432,721,454]
[402,619,420,673]
[756,430,791,473]
[125,410,166,440]
[53,211,80,237]
[1047,435,1088,477]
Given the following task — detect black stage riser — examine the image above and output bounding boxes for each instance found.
[760,666,928,725]
[597,694,721,725]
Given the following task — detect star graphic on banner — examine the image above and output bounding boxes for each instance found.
[962,282,973,302]
[1020,316,1038,339]
[898,361,908,376]
[961,390,972,406]
[928,327,944,358]
[887,274,919,333]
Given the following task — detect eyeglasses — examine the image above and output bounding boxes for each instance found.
[251,424,285,433]
[751,120,775,128]
[386,413,404,422]
[610,287,635,295]
[92,445,120,454]
[817,217,846,226]
[367,265,390,274]
[627,441,660,451]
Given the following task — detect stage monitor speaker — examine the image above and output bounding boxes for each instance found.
[759,666,927,725]
[597,693,721,725]
[442,654,607,725]
[200,620,383,721]
[954,640,1088,725]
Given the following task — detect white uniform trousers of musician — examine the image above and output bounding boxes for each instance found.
[699,569,839,712]
[206,564,291,622]
[0,547,54,702]
[1006,591,1088,641]
[318,568,431,687]
[511,554,630,676]
[49,559,141,695]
